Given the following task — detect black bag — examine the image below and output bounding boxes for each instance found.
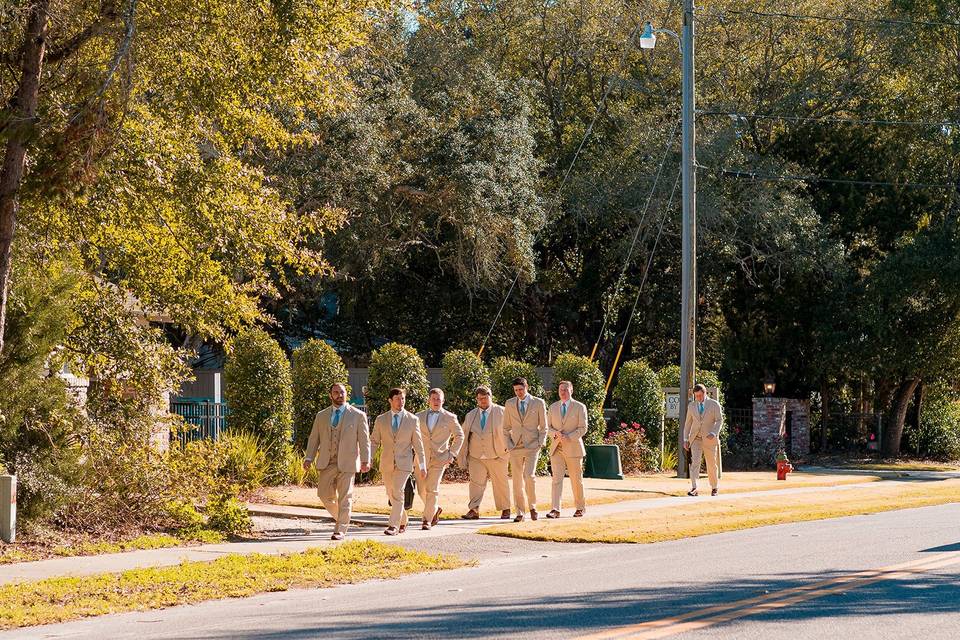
[404,474,416,510]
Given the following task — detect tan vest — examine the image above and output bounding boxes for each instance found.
[469,415,497,459]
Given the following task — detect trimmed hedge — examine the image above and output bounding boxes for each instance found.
[366,343,429,416]
[613,359,666,452]
[441,349,491,418]
[552,352,606,445]
[489,357,544,404]
[223,328,293,481]
[291,339,350,451]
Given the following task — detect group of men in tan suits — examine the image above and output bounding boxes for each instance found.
[303,378,589,538]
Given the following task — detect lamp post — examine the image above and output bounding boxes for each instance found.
[640,0,697,478]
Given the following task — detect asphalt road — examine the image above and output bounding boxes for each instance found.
[7,503,960,640]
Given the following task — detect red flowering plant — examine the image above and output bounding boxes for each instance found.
[605,421,657,474]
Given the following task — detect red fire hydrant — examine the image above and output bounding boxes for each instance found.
[776,457,793,480]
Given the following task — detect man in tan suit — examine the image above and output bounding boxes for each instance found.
[414,388,464,529]
[303,382,371,540]
[546,380,588,518]
[683,383,724,496]
[503,377,548,521]
[371,388,427,535]
[457,386,511,520]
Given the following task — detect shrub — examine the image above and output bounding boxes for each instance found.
[552,353,606,445]
[287,450,308,486]
[291,339,349,451]
[164,499,206,538]
[613,359,665,442]
[909,383,960,460]
[489,357,543,404]
[219,430,269,491]
[605,425,658,475]
[366,343,429,416]
[224,328,293,479]
[205,491,252,536]
[441,349,491,417]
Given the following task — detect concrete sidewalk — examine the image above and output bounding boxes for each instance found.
[2,476,921,586]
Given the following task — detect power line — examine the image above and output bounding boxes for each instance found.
[698,109,959,130]
[589,119,680,361]
[713,168,957,190]
[697,8,960,30]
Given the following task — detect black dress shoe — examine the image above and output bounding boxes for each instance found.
[687,489,698,497]
[546,510,560,519]
[514,513,524,522]
[711,488,718,496]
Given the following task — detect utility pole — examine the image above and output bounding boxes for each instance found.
[677,0,697,479]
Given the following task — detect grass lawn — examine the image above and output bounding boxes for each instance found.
[0,531,226,566]
[478,478,960,544]
[258,471,882,520]
[0,540,465,630]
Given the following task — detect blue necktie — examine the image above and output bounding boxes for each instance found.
[480,410,487,431]
[561,403,567,418]
[392,414,399,434]
[331,407,341,428]
[698,402,704,416]
[520,399,527,416]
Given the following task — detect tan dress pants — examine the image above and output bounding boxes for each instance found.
[467,456,510,511]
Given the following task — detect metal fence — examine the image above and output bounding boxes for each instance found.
[170,401,228,445]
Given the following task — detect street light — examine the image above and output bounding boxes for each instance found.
[641,2,697,479]
[763,376,776,397]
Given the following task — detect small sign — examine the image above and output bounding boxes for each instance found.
[663,387,720,419]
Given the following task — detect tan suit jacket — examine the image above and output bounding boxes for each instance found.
[457,404,509,467]
[548,399,588,457]
[371,409,426,473]
[414,408,464,468]
[503,395,548,451]
[683,397,724,442]
[304,403,371,473]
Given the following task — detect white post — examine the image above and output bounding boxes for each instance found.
[0,475,16,544]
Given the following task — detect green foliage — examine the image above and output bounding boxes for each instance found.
[164,500,206,539]
[552,353,606,445]
[366,343,429,416]
[489,357,543,404]
[614,359,665,432]
[909,383,960,461]
[291,339,349,451]
[604,427,658,475]
[224,328,293,480]
[219,431,269,492]
[286,450,308,486]
[205,491,253,537]
[441,349,491,417]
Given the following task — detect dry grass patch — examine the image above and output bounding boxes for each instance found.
[479,479,960,544]
[259,472,881,519]
[0,540,465,630]
[0,532,225,566]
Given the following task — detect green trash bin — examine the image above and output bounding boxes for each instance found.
[584,444,623,479]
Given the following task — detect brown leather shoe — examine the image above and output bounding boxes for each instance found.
[462,509,480,520]
[530,509,539,521]
[687,489,698,497]
[398,524,407,534]
[331,532,344,541]
[546,510,560,519]
[501,509,511,520]
[514,513,524,522]
[431,507,443,527]
[384,527,398,536]
[573,509,584,518]
[711,488,719,496]
[421,522,431,530]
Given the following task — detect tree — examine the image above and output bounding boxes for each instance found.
[1,0,388,354]
[489,357,544,404]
